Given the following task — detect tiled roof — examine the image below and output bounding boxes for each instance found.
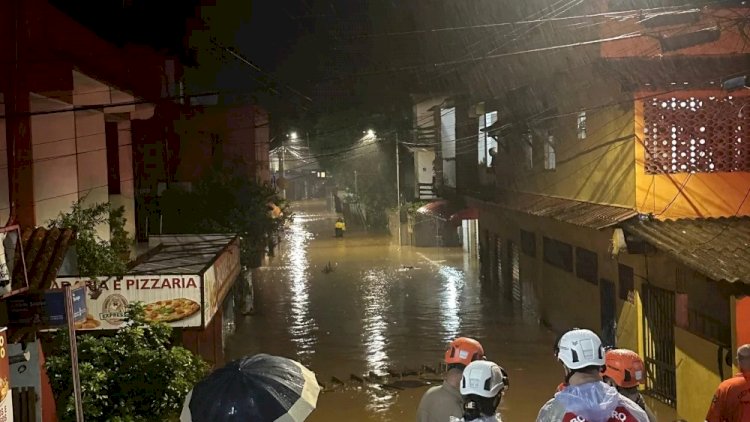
[622,217,750,284]
[16,227,75,290]
[472,192,638,230]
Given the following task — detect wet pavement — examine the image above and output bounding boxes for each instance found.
[225,199,564,420]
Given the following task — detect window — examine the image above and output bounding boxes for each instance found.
[520,230,536,257]
[643,95,750,174]
[577,111,587,139]
[441,107,457,187]
[543,237,573,272]
[478,111,498,167]
[618,264,634,301]
[523,132,533,169]
[575,247,598,284]
[676,267,731,346]
[544,134,556,170]
[105,122,121,195]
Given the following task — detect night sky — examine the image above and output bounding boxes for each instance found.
[52,0,411,115]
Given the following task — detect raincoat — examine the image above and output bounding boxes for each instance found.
[536,381,649,422]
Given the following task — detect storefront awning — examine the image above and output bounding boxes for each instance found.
[416,200,451,220]
[622,217,750,285]
[54,234,242,330]
[449,208,479,224]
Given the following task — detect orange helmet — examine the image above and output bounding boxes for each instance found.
[603,349,646,388]
[445,337,485,366]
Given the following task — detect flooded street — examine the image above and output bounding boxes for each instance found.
[226,200,561,420]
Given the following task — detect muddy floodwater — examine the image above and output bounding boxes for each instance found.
[225,200,573,420]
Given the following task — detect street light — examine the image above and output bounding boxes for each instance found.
[363,129,401,246]
[290,131,298,141]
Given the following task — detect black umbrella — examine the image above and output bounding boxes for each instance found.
[180,354,321,422]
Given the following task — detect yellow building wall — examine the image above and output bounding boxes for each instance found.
[634,92,750,220]
[518,103,637,208]
[675,328,723,421]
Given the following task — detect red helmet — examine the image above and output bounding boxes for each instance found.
[603,349,645,388]
[445,337,485,366]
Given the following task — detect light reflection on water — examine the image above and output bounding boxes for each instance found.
[360,268,396,415]
[286,217,317,358]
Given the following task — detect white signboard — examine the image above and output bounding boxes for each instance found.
[53,275,202,330]
[203,239,241,326]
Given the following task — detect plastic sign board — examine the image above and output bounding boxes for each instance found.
[0,327,13,421]
[7,287,87,327]
[52,276,203,330]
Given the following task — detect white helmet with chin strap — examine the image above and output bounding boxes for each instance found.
[460,360,509,398]
[555,328,605,370]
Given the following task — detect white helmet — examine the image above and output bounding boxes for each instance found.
[555,328,605,370]
[460,360,509,398]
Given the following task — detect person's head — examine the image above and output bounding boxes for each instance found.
[737,344,750,372]
[445,337,485,385]
[602,348,645,395]
[460,360,509,420]
[554,328,605,385]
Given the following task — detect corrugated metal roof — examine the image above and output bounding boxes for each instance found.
[477,192,638,230]
[129,234,238,275]
[622,217,750,284]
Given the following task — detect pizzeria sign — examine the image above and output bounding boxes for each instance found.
[53,275,203,330]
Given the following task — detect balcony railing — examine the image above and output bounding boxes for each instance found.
[417,183,437,200]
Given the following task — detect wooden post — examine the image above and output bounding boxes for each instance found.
[64,284,84,421]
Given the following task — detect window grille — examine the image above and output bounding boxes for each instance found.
[643,95,750,174]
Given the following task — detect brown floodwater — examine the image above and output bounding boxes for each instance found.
[225,200,572,421]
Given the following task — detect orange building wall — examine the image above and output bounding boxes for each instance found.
[737,297,750,347]
[634,91,750,219]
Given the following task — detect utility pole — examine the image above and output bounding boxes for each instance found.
[354,170,358,197]
[395,132,402,247]
[279,146,286,199]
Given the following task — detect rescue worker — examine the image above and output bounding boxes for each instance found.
[536,328,649,422]
[450,360,509,422]
[334,217,346,238]
[705,343,750,422]
[602,349,657,422]
[417,337,485,422]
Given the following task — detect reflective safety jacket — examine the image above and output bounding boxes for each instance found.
[536,381,649,422]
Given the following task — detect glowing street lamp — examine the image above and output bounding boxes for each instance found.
[290,132,298,141]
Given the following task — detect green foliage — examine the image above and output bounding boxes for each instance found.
[45,303,209,422]
[48,198,131,279]
[405,200,430,215]
[159,170,289,267]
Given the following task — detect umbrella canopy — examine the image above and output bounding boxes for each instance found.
[181,354,321,422]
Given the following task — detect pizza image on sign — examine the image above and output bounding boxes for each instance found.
[144,299,201,323]
[75,314,101,330]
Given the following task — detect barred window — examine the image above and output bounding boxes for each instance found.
[643,95,750,174]
[543,237,572,272]
[520,230,536,257]
[575,247,598,285]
